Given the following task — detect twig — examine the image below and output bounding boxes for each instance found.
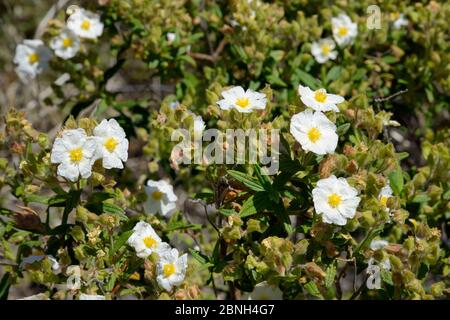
[188,39,227,63]
[349,274,369,300]
[374,89,408,104]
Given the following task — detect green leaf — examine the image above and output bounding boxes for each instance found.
[227,170,265,192]
[296,70,322,90]
[325,264,337,289]
[240,192,272,218]
[388,167,404,196]
[304,281,323,299]
[336,123,351,136]
[111,230,133,255]
[0,273,11,300]
[380,269,393,285]
[188,249,209,265]
[24,194,50,205]
[412,194,430,203]
[218,208,236,217]
[103,202,128,221]
[325,66,342,83]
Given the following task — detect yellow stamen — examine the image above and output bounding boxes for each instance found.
[152,191,163,201]
[235,97,250,109]
[380,196,388,207]
[143,236,157,249]
[62,37,73,48]
[104,137,118,153]
[163,263,175,277]
[81,20,91,30]
[307,127,321,143]
[321,44,331,55]
[390,12,400,20]
[338,27,348,37]
[314,91,327,103]
[28,53,39,64]
[327,193,342,208]
[69,148,83,163]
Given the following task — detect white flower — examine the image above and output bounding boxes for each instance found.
[366,257,391,290]
[391,13,408,29]
[67,8,103,39]
[144,180,178,216]
[50,28,80,60]
[79,294,105,300]
[93,119,129,169]
[370,239,389,250]
[156,248,187,292]
[20,255,61,274]
[245,282,283,300]
[50,128,97,182]
[127,221,171,258]
[217,86,267,113]
[379,184,393,212]
[312,175,361,226]
[193,115,206,136]
[331,14,358,47]
[290,109,338,155]
[311,38,337,64]
[298,85,345,112]
[167,32,176,43]
[14,39,51,79]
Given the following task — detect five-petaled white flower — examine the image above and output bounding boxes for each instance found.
[331,14,358,47]
[79,294,105,300]
[379,184,393,212]
[144,180,178,216]
[156,248,187,292]
[312,175,361,226]
[50,28,80,60]
[14,39,52,79]
[67,8,104,39]
[290,109,338,155]
[127,221,170,258]
[311,38,338,64]
[298,85,344,112]
[217,86,267,113]
[51,129,97,182]
[391,13,408,29]
[93,119,129,169]
[366,257,391,290]
[245,282,283,300]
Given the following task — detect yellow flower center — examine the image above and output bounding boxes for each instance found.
[314,91,327,103]
[152,191,163,201]
[235,97,250,109]
[390,12,400,20]
[338,27,348,37]
[62,37,73,48]
[81,20,91,30]
[69,148,83,163]
[163,263,176,277]
[143,236,157,249]
[380,196,389,207]
[104,137,118,153]
[327,193,342,208]
[321,44,331,55]
[307,127,321,143]
[28,53,39,64]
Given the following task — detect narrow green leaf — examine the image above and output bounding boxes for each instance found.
[304,281,323,299]
[227,170,265,192]
[325,264,337,289]
[388,167,404,195]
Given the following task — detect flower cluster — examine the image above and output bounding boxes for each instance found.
[13,6,103,79]
[50,119,128,181]
[127,221,187,292]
